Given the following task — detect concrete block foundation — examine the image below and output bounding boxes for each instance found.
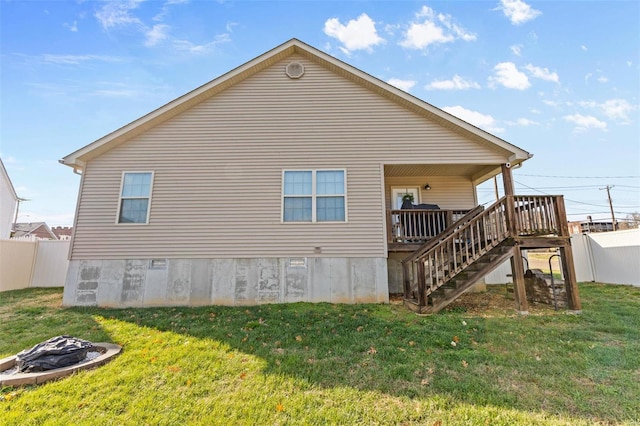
[63,257,389,307]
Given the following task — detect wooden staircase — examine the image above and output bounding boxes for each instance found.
[401,195,573,314]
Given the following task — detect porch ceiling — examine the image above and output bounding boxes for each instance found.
[384,164,492,178]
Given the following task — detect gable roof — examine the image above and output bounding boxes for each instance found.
[12,222,58,240]
[60,38,531,171]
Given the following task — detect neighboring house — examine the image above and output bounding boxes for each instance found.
[569,220,614,234]
[60,39,580,313]
[52,226,73,240]
[0,158,18,239]
[12,222,58,240]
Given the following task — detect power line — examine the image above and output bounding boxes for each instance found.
[514,180,612,207]
[516,173,640,179]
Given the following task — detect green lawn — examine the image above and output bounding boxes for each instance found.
[1,283,639,425]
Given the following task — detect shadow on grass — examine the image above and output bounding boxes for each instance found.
[0,288,112,357]
[2,284,639,423]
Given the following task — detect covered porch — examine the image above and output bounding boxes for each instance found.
[383,163,582,314]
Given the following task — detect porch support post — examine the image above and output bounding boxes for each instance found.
[501,163,515,196]
[510,245,529,314]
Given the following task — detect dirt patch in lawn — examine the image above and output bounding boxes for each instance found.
[445,285,558,316]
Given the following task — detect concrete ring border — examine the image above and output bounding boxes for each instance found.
[0,343,122,387]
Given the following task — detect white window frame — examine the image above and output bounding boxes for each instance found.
[281,169,348,223]
[116,171,154,225]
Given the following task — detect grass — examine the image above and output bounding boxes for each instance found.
[1,283,639,425]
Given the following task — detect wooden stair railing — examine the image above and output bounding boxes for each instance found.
[401,195,564,314]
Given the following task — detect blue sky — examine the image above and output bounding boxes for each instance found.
[1,0,638,226]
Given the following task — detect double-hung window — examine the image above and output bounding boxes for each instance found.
[117,172,153,224]
[282,170,346,222]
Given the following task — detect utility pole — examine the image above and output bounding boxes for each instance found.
[11,197,29,237]
[599,185,616,231]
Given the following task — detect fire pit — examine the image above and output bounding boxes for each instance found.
[0,337,121,387]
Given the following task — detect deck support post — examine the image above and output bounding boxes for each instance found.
[510,245,529,314]
[559,246,582,312]
[554,196,582,312]
[417,260,426,308]
[402,261,411,300]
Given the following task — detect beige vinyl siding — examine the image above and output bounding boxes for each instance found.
[385,176,476,210]
[72,54,510,260]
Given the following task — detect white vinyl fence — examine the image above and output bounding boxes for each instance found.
[0,239,70,291]
[571,229,640,286]
[485,229,640,286]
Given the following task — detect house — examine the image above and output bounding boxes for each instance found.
[12,222,58,240]
[60,39,580,313]
[52,226,74,240]
[568,219,614,234]
[0,158,18,239]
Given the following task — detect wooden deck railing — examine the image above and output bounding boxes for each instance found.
[512,195,560,236]
[401,195,565,306]
[387,209,470,243]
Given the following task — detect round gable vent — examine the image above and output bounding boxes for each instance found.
[285,61,305,79]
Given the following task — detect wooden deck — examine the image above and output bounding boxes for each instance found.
[398,195,581,314]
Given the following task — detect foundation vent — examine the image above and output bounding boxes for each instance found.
[288,258,307,268]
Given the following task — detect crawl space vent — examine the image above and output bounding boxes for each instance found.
[285,62,305,79]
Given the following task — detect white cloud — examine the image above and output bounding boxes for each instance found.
[399,6,476,50]
[581,45,588,51]
[323,13,384,54]
[578,98,637,123]
[524,64,559,83]
[40,54,126,65]
[145,24,170,46]
[89,89,141,98]
[600,99,636,122]
[426,75,481,90]
[94,0,227,54]
[597,76,608,83]
[578,101,597,108]
[95,0,144,30]
[508,118,539,126]
[564,114,607,132]
[443,105,504,133]
[153,0,189,22]
[64,20,78,32]
[172,33,231,54]
[497,0,542,25]
[386,78,416,92]
[510,44,522,56]
[489,62,530,90]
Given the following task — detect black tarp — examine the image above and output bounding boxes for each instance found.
[15,335,93,373]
